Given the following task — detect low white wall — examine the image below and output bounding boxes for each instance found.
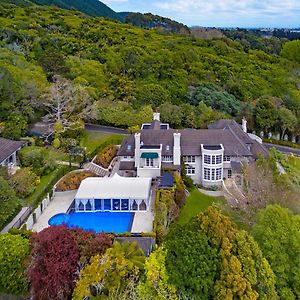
[137,168,160,178]
[54,189,78,197]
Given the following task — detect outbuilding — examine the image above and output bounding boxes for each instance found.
[74,174,152,212]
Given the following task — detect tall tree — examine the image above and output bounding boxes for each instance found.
[165,221,218,299]
[43,76,93,133]
[138,247,178,300]
[252,205,300,299]
[73,241,145,299]
[277,107,297,139]
[198,207,278,300]
[28,226,80,300]
[0,176,20,229]
[39,47,69,80]
[254,98,278,133]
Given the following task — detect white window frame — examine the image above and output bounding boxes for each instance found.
[223,156,231,162]
[184,156,196,163]
[204,167,210,180]
[216,155,222,164]
[216,168,222,180]
[162,155,173,162]
[186,166,196,175]
[228,169,232,178]
[145,158,154,167]
[204,155,211,164]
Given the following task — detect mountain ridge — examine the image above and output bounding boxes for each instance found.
[3,0,124,21]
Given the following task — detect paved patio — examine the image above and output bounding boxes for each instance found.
[131,211,154,233]
[32,190,77,232]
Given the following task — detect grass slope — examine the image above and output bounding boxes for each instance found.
[178,188,224,225]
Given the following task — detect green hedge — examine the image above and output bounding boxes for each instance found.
[263,138,300,150]
[26,165,71,208]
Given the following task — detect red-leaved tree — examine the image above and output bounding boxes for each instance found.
[28,226,80,300]
[71,228,112,268]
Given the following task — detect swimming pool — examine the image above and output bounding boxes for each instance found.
[48,212,134,234]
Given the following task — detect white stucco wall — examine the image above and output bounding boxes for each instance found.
[137,167,160,178]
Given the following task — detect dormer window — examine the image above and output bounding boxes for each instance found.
[160,124,169,130]
[166,145,170,151]
[127,145,131,151]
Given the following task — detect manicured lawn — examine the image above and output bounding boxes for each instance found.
[80,130,114,154]
[178,188,224,225]
[20,145,68,161]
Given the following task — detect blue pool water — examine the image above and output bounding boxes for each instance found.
[48,212,134,234]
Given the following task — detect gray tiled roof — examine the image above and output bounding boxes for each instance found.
[180,129,252,156]
[118,120,264,158]
[119,161,135,171]
[208,119,253,144]
[115,237,155,256]
[0,138,25,163]
[250,140,269,159]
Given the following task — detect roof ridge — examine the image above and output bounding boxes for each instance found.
[226,126,252,156]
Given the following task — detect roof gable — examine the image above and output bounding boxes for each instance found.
[0,138,25,163]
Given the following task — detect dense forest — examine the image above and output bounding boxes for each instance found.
[0,2,300,141]
[2,0,123,21]
[122,12,190,34]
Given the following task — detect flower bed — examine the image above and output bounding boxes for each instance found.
[93,145,118,169]
[56,171,96,192]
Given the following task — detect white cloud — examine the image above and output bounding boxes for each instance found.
[101,0,300,27]
[150,0,300,26]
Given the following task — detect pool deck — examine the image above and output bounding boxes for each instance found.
[131,211,154,233]
[32,186,156,234]
[32,190,77,232]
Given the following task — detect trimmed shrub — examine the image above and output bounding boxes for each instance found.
[56,171,95,191]
[9,167,40,198]
[93,145,117,168]
[0,234,30,295]
[90,135,124,158]
[174,174,187,208]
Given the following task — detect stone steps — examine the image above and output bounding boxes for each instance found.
[84,162,108,177]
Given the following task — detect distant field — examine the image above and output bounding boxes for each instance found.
[178,188,224,225]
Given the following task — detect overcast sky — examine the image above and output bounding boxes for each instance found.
[102,0,300,28]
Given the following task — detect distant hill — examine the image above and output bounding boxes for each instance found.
[190,27,224,39]
[4,0,124,21]
[120,12,190,34]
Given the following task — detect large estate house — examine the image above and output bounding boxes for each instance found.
[118,114,268,186]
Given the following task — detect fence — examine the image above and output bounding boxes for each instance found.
[1,207,32,233]
[25,192,54,230]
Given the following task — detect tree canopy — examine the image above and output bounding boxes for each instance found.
[252,205,300,299]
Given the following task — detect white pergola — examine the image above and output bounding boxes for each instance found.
[74,174,152,212]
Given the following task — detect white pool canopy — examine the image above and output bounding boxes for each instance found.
[75,174,151,201]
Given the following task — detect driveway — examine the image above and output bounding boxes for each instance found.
[263,143,300,156]
[85,123,129,135]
